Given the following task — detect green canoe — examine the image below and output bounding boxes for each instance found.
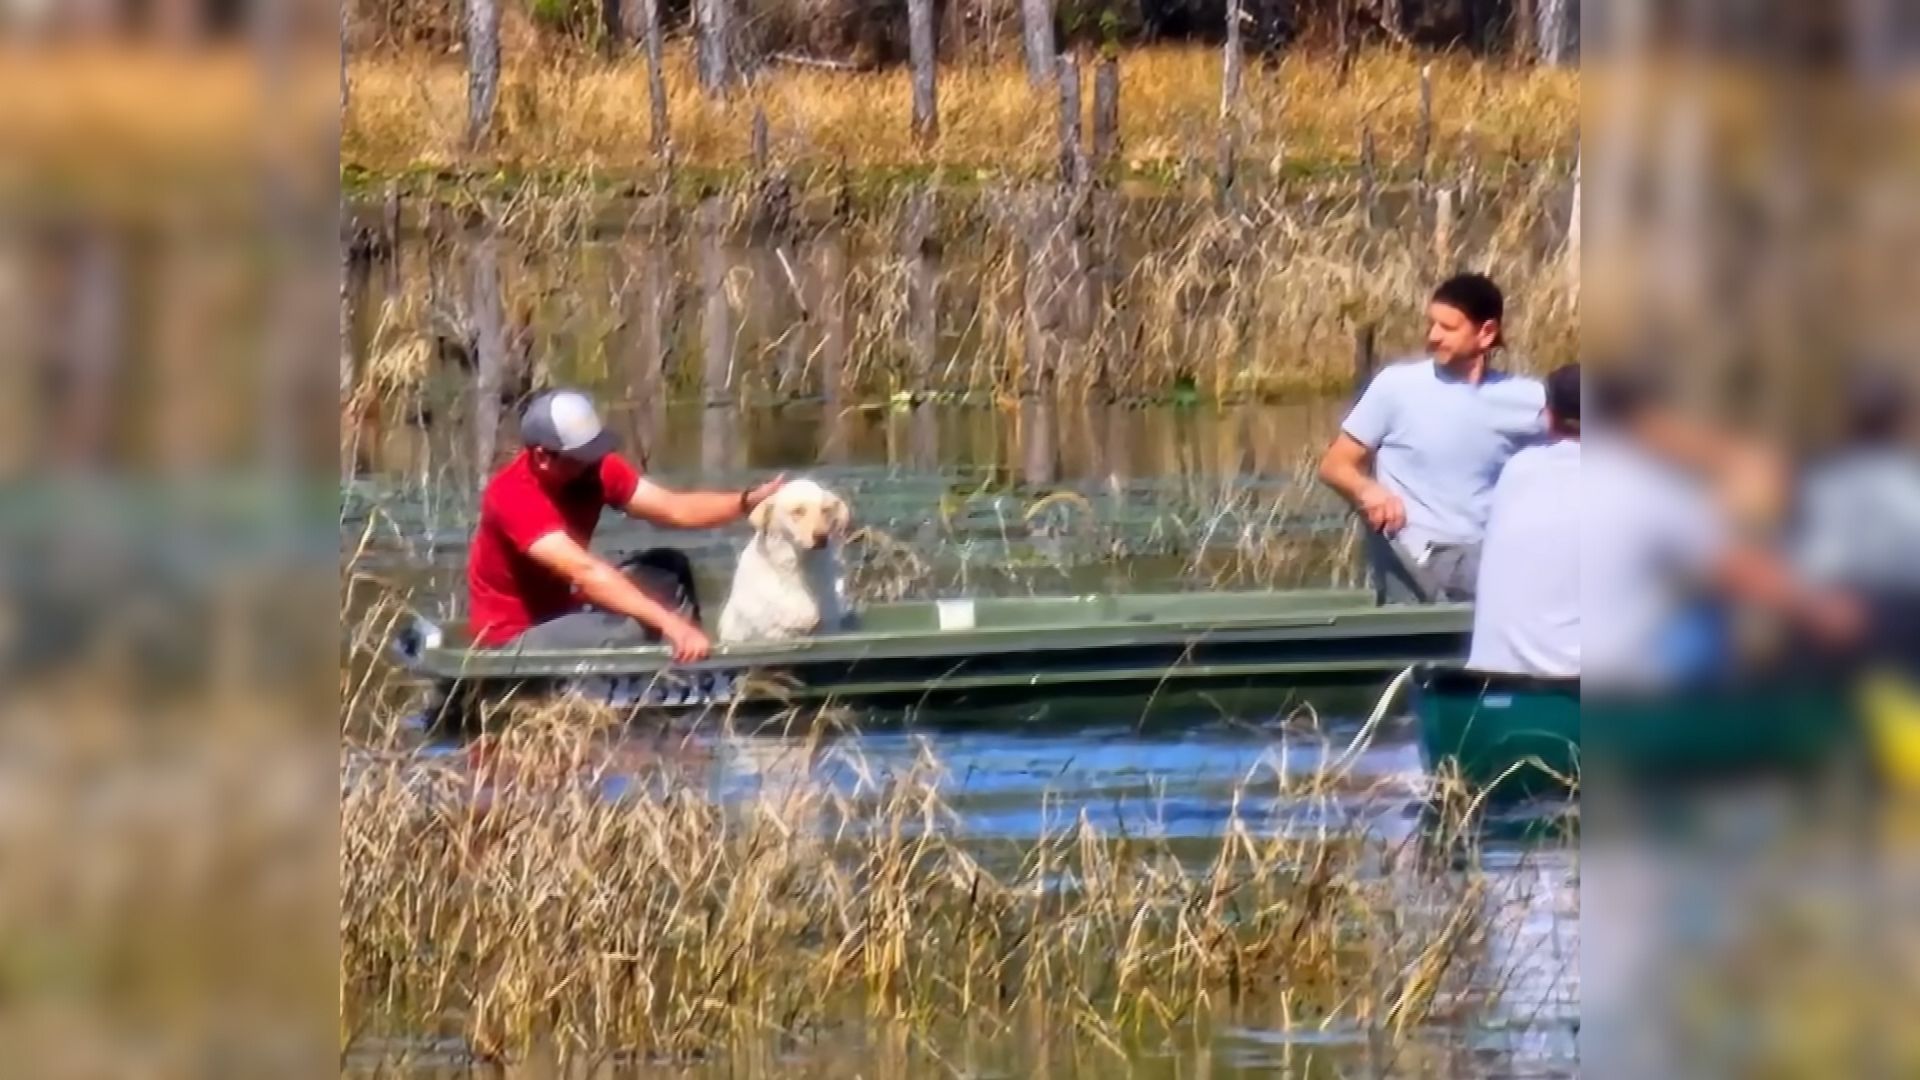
[395,589,1471,729]
[1412,664,1861,802]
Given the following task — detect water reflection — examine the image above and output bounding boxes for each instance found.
[350,394,1343,492]
[337,193,1576,1079]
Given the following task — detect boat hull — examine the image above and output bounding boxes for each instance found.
[395,589,1473,730]
[1413,664,1861,802]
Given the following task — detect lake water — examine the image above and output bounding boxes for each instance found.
[342,189,1578,1076]
[345,394,1579,1078]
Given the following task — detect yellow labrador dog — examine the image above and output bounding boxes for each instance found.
[718,478,854,644]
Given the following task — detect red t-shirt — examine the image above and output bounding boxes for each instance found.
[466,450,643,646]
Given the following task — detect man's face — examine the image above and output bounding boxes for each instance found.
[1426,301,1499,366]
[528,447,592,487]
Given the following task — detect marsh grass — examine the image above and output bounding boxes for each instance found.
[340,685,1512,1070]
[344,45,1577,186]
[338,475,1555,1071]
[336,560,1522,1063]
[339,157,1575,430]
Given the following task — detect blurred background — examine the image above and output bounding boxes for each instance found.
[1581,2,1920,1078]
[0,0,340,1075]
[4,0,1918,1073]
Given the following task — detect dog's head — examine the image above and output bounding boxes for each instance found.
[750,478,851,552]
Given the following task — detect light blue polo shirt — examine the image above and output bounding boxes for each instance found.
[1340,358,1548,556]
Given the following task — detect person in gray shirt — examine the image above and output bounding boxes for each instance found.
[1789,365,1920,669]
[1318,273,1546,603]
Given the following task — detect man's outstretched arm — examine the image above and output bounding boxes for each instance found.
[522,531,711,662]
[623,475,786,530]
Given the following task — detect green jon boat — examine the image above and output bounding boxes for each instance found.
[1412,663,1861,802]
[394,589,1472,729]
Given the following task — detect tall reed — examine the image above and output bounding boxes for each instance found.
[343,46,1577,183]
[339,162,1576,423]
[341,692,1508,1069]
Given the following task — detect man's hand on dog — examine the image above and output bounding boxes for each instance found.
[742,475,789,515]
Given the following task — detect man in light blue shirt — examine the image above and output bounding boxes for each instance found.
[1318,273,1547,603]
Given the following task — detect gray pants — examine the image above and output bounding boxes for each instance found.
[1364,530,1480,605]
[510,548,702,650]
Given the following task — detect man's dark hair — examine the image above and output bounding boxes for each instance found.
[1545,363,1580,433]
[1431,273,1505,327]
[1590,362,1670,427]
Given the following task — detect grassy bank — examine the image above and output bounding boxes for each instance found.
[344,45,1578,188]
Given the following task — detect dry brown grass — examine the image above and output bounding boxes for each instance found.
[344,45,1577,182]
[340,688,1505,1070]
[340,166,1576,424]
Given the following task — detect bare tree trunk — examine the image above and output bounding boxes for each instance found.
[1417,63,1433,187]
[469,224,508,487]
[1057,53,1084,187]
[625,241,672,461]
[904,190,939,401]
[698,198,734,404]
[1352,322,1377,391]
[1336,0,1354,86]
[1217,0,1243,205]
[909,0,939,144]
[1537,0,1574,65]
[1020,397,1057,487]
[1382,0,1404,39]
[1566,154,1581,290]
[701,399,740,474]
[601,0,623,58]
[1022,194,1068,396]
[465,0,501,150]
[1221,0,1243,121]
[942,0,967,66]
[1021,0,1055,86]
[1434,185,1456,269]
[337,0,348,113]
[1091,57,1120,175]
[751,107,771,172]
[1359,128,1378,231]
[1436,183,1459,272]
[641,0,671,158]
[63,228,120,469]
[815,230,851,464]
[696,0,734,97]
[341,234,358,407]
[909,406,940,471]
[381,184,403,292]
[1513,0,1537,60]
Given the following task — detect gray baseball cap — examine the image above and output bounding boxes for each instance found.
[519,388,618,464]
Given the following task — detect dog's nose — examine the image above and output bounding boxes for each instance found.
[810,530,830,548]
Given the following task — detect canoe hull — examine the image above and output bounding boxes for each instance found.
[1413,664,1862,803]
[1413,667,1580,803]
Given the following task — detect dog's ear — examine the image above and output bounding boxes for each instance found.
[750,495,774,532]
[827,494,852,536]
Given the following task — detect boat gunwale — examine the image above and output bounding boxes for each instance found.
[402,595,1474,681]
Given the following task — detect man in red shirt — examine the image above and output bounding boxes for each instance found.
[466,388,783,662]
